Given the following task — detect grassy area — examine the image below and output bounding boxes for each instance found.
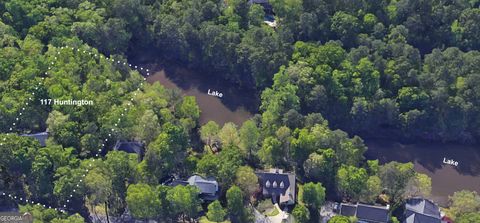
[297,183,305,205]
[257,199,275,213]
[266,206,280,216]
[199,216,231,223]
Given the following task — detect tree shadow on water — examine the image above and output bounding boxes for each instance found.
[161,65,260,114]
[364,139,480,176]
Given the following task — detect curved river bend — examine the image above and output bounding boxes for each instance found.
[146,66,259,126]
[147,65,480,207]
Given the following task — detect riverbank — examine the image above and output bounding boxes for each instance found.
[364,139,480,206]
[145,64,259,126]
[132,51,480,207]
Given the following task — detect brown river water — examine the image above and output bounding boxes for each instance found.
[365,140,480,206]
[146,66,259,126]
[145,64,480,207]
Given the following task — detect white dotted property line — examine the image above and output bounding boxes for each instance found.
[1,80,43,145]
[1,192,67,213]
[57,45,152,210]
[1,64,56,211]
[2,45,152,213]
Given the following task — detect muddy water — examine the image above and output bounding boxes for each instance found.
[365,139,480,206]
[146,66,258,126]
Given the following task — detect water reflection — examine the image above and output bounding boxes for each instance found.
[365,139,480,206]
[145,64,258,126]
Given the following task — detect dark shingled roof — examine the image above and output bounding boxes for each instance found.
[21,132,48,147]
[113,141,144,158]
[256,169,295,205]
[357,204,390,223]
[405,198,440,217]
[405,213,441,223]
[340,203,357,216]
[258,172,290,196]
[404,198,441,223]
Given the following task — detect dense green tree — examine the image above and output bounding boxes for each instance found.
[237,26,289,88]
[126,184,162,220]
[452,8,480,50]
[337,165,368,201]
[304,149,336,190]
[19,204,84,223]
[79,134,100,157]
[85,165,112,220]
[378,162,415,202]
[260,67,299,134]
[258,136,283,167]
[248,4,265,27]
[360,176,382,204]
[177,96,200,131]
[292,204,310,223]
[197,145,243,186]
[301,182,326,209]
[290,128,317,166]
[104,151,137,215]
[200,121,220,150]
[226,185,249,222]
[239,120,260,159]
[457,212,480,223]
[331,11,360,47]
[448,190,480,220]
[207,200,227,223]
[142,123,188,183]
[53,160,91,209]
[403,173,432,199]
[235,166,259,199]
[134,109,160,145]
[46,111,80,148]
[166,185,201,221]
[218,122,240,150]
[0,134,38,191]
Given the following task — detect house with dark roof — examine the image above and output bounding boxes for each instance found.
[256,169,295,205]
[113,140,144,161]
[339,203,357,217]
[21,132,48,147]
[403,198,441,223]
[337,203,390,223]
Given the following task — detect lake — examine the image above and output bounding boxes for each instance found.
[145,64,480,207]
[145,65,259,126]
[365,139,480,206]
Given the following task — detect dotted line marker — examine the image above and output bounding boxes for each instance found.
[1,192,67,213]
[2,44,151,214]
[56,45,150,210]
[1,51,56,212]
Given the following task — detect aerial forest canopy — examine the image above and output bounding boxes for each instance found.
[2,0,479,142]
[1,0,480,222]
